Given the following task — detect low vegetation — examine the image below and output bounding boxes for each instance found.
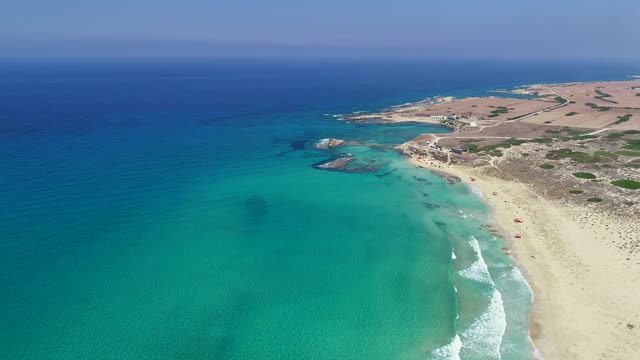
[607,132,624,139]
[554,96,566,103]
[614,114,633,125]
[623,139,640,150]
[624,161,640,169]
[487,106,510,118]
[585,102,611,111]
[616,150,640,156]
[565,112,578,116]
[546,148,617,163]
[465,137,553,156]
[573,172,597,179]
[594,89,618,104]
[540,163,554,169]
[611,179,640,190]
[586,197,602,202]
[569,189,584,194]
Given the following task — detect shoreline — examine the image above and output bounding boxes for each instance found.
[408,156,640,360]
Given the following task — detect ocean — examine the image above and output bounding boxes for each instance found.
[1,59,638,359]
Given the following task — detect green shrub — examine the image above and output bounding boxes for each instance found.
[573,172,597,179]
[569,189,584,194]
[488,149,503,157]
[606,132,624,139]
[610,179,640,190]
[585,103,610,111]
[565,112,578,116]
[546,148,614,163]
[623,140,640,150]
[614,114,632,125]
[616,150,640,156]
[586,197,602,202]
[530,137,553,143]
[540,163,555,169]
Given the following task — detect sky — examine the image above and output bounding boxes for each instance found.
[2,0,639,60]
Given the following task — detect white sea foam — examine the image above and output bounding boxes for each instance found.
[458,236,507,359]
[390,102,414,108]
[430,334,462,360]
[429,236,509,360]
[460,289,507,359]
[469,184,485,199]
[451,251,457,260]
[459,236,493,284]
[506,266,534,299]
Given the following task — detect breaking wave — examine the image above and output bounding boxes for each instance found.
[430,236,507,359]
[469,184,485,200]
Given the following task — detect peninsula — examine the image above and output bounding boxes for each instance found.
[342,80,640,359]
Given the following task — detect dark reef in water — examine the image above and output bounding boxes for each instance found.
[245,196,268,217]
[412,176,433,185]
[422,202,441,209]
[275,140,308,157]
[375,168,397,178]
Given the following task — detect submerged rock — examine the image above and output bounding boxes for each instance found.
[317,157,356,169]
[446,176,462,184]
[245,196,268,217]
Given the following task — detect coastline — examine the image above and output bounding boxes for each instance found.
[408,157,640,360]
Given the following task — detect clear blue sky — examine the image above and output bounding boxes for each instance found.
[2,0,639,59]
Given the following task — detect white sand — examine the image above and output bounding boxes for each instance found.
[410,157,640,360]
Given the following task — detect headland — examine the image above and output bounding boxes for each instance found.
[334,80,640,359]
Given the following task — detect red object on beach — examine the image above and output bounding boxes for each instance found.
[514,218,523,223]
[470,177,476,182]
[492,192,498,196]
[514,233,522,238]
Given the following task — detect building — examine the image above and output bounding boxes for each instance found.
[429,115,448,121]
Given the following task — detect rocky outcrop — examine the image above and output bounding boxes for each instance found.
[314,138,346,149]
[317,157,355,169]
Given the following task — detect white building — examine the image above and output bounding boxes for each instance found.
[429,115,448,121]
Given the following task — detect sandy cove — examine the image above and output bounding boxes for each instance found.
[409,157,640,360]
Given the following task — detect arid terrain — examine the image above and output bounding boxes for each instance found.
[344,80,640,214]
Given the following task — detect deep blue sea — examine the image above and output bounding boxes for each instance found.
[1,60,638,360]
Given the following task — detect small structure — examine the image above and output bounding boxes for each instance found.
[514,233,523,239]
[429,115,448,121]
[469,121,478,127]
[514,218,523,223]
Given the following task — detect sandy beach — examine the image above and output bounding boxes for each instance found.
[409,157,640,360]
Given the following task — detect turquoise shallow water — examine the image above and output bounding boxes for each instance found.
[2,60,639,359]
